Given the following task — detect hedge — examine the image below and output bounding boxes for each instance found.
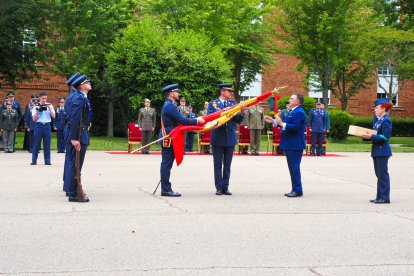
[353,116,414,137]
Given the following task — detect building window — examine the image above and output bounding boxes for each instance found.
[377,66,398,105]
[22,29,37,64]
[308,73,331,104]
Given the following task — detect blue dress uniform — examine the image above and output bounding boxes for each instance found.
[54,100,66,153]
[62,72,80,193]
[279,105,306,195]
[31,97,55,165]
[208,84,244,194]
[308,105,326,156]
[24,100,37,152]
[65,75,92,201]
[370,98,392,203]
[160,84,198,196]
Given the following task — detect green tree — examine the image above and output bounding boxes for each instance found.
[141,0,276,98]
[105,16,232,126]
[0,0,48,86]
[274,0,373,106]
[40,0,138,136]
[358,27,414,101]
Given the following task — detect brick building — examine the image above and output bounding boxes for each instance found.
[0,70,68,109]
[261,53,414,118]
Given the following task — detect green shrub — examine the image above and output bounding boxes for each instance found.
[329,109,353,140]
[277,95,316,115]
[353,116,414,137]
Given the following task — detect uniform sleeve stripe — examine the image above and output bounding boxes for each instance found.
[379,134,388,141]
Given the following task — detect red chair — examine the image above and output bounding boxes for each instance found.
[238,125,250,154]
[127,123,142,153]
[267,126,282,155]
[305,127,327,155]
[198,131,211,154]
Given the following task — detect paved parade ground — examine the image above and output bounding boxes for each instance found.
[1,151,414,275]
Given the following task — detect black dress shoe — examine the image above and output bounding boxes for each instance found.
[161,191,181,197]
[285,191,303,197]
[374,199,390,204]
[30,162,37,165]
[222,189,232,195]
[215,190,223,195]
[68,196,90,202]
[45,163,51,165]
[369,199,377,203]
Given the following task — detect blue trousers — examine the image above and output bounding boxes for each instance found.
[65,143,87,197]
[285,150,303,193]
[373,156,390,201]
[160,145,175,192]
[311,132,324,155]
[185,131,195,152]
[32,123,51,164]
[211,145,235,191]
[56,130,65,152]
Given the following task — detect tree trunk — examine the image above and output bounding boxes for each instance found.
[106,88,115,137]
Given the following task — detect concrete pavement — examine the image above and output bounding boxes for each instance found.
[1,151,413,275]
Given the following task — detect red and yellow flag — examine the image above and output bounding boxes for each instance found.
[169,90,281,166]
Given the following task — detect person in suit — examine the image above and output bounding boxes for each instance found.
[0,100,19,153]
[274,93,306,197]
[246,104,265,155]
[159,84,205,197]
[138,98,156,154]
[31,92,56,165]
[208,83,247,195]
[307,101,327,156]
[65,74,92,202]
[54,98,66,153]
[362,98,393,204]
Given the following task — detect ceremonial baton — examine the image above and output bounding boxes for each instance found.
[130,136,169,154]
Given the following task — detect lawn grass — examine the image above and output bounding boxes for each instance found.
[10,131,414,152]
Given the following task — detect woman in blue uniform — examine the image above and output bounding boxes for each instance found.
[362,98,393,204]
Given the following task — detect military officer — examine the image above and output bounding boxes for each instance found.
[24,96,39,152]
[65,74,92,202]
[208,83,247,195]
[159,84,204,197]
[138,98,156,154]
[362,98,393,204]
[246,104,265,155]
[1,92,22,152]
[0,100,19,153]
[308,101,327,156]
[62,72,80,194]
[198,102,209,117]
[54,98,66,153]
[178,97,190,117]
[185,105,197,152]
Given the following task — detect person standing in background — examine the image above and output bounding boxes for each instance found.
[0,100,19,153]
[54,98,66,153]
[138,98,156,154]
[246,104,265,155]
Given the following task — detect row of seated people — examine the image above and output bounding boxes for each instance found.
[127,122,326,155]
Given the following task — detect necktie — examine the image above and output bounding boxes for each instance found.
[223,101,227,107]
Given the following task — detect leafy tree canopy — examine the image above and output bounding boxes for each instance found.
[105,16,232,111]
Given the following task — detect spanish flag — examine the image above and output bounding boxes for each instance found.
[170,90,280,166]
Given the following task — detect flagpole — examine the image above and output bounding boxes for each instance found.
[130,136,168,154]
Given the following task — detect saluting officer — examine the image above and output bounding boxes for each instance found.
[54,98,66,153]
[159,84,205,197]
[138,98,156,154]
[0,100,19,153]
[208,83,247,195]
[246,104,265,155]
[65,74,92,202]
